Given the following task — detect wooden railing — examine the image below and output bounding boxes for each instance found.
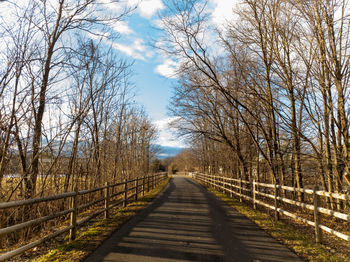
[194,173,350,243]
[0,173,168,261]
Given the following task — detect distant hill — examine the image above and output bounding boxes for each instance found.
[156,146,184,159]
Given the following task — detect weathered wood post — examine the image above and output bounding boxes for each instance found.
[274,182,279,221]
[313,185,322,243]
[123,179,128,207]
[222,177,225,193]
[104,182,110,219]
[221,177,224,193]
[135,177,138,201]
[239,177,243,202]
[142,176,145,196]
[147,175,150,192]
[70,186,78,240]
[230,178,233,198]
[224,177,227,194]
[217,176,219,191]
[253,179,256,210]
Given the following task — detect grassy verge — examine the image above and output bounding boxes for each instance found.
[197,181,349,262]
[33,178,170,262]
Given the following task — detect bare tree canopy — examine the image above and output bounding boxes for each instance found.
[0,0,157,202]
[158,0,350,210]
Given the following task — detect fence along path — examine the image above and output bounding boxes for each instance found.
[194,173,350,243]
[0,173,168,261]
[85,176,303,262]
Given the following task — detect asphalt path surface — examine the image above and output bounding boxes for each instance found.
[84,176,303,262]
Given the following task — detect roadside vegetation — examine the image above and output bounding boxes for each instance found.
[198,180,350,262]
[0,0,159,252]
[30,178,170,262]
[157,1,350,258]
[159,0,350,205]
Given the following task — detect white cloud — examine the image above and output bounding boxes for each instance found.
[154,117,186,148]
[133,38,146,51]
[129,0,164,19]
[88,31,110,40]
[155,59,178,78]
[111,42,145,60]
[97,0,123,14]
[110,21,134,35]
[209,0,239,29]
[145,50,154,58]
[98,0,164,19]
[139,0,164,18]
[103,38,151,61]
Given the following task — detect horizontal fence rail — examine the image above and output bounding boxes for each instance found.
[0,173,168,262]
[194,173,350,243]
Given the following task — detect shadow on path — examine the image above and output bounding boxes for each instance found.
[84,177,303,262]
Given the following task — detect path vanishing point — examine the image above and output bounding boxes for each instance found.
[84,176,303,262]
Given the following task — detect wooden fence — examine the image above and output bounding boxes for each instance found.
[0,173,168,261]
[194,173,350,243]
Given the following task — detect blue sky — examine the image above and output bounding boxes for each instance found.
[1,0,237,148]
[92,0,237,148]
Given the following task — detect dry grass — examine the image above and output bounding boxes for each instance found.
[196,179,350,262]
[20,178,171,262]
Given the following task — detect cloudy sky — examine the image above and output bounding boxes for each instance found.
[1,0,237,148]
[99,0,237,148]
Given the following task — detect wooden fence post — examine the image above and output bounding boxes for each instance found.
[104,182,110,219]
[222,177,225,193]
[230,178,233,197]
[135,177,138,201]
[70,186,78,240]
[274,182,279,221]
[147,176,150,192]
[142,176,145,196]
[313,185,322,243]
[253,179,256,210]
[239,177,243,202]
[124,179,128,207]
[224,178,227,194]
[222,177,224,193]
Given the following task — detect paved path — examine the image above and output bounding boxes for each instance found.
[84,176,303,262]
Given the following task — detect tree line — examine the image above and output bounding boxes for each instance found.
[159,0,350,210]
[0,0,157,202]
